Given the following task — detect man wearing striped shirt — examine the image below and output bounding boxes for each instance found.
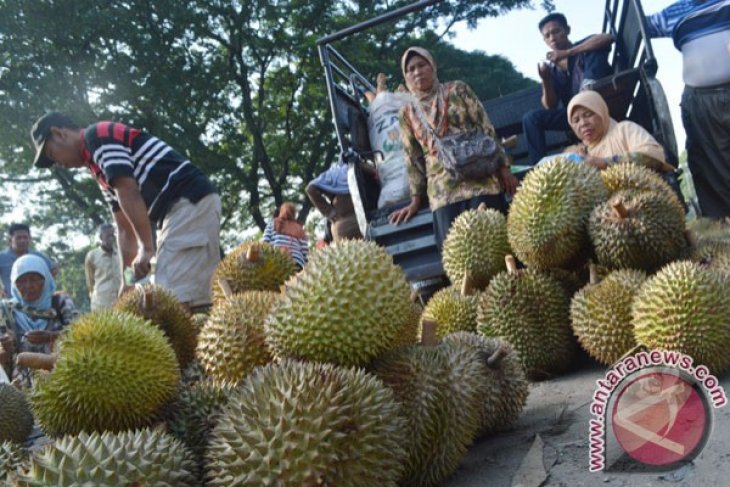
[29,112,221,309]
[646,0,730,221]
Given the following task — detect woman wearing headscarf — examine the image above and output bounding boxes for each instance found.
[262,202,309,269]
[389,47,519,248]
[0,254,78,385]
[566,90,675,172]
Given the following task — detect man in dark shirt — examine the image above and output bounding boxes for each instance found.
[523,13,614,165]
[29,113,221,309]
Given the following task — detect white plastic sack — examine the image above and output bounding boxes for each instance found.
[368,92,412,208]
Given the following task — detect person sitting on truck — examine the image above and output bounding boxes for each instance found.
[262,202,309,269]
[0,254,78,386]
[306,162,363,241]
[566,90,675,172]
[388,47,518,248]
[645,0,730,222]
[523,12,614,165]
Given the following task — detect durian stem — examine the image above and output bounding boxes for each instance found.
[16,352,56,371]
[218,278,234,299]
[505,255,518,274]
[487,346,509,369]
[612,201,629,219]
[142,288,155,311]
[420,319,438,346]
[246,246,260,262]
[588,262,599,286]
[461,273,474,296]
[477,202,487,212]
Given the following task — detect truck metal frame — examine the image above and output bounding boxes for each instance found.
[316,0,679,298]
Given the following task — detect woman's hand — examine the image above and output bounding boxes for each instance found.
[497,166,519,195]
[584,155,609,170]
[24,330,58,345]
[389,197,421,225]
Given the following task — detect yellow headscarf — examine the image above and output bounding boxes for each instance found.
[567,91,671,170]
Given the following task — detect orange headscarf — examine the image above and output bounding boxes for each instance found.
[274,202,306,239]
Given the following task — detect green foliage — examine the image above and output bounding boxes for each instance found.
[0,0,544,247]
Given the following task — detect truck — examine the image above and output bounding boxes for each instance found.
[316,0,682,300]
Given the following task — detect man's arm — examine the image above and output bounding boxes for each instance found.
[111,176,155,279]
[539,62,559,109]
[84,251,95,296]
[305,184,337,221]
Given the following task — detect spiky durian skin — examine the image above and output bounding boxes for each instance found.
[442,332,529,435]
[393,302,422,348]
[689,239,730,277]
[420,287,478,341]
[0,384,34,444]
[212,241,297,302]
[570,269,647,365]
[196,291,279,384]
[370,342,484,487]
[114,283,197,368]
[589,190,687,272]
[206,360,407,487]
[15,428,197,487]
[265,240,412,366]
[477,269,575,379]
[687,217,730,243]
[601,162,685,217]
[442,208,510,289]
[508,158,609,269]
[632,261,730,373]
[30,310,180,437]
[168,381,234,479]
[0,441,28,482]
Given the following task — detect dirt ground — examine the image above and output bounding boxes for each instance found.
[444,355,730,487]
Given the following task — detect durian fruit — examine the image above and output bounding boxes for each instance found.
[545,268,586,299]
[15,428,197,486]
[589,190,687,272]
[689,239,730,277]
[478,256,575,379]
[190,312,208,332]
[115,284,197,368]
[508,158,609,269]
[633,261,730,373]
[442,332,528,436]
[30,310,180,437]
[212,241,297,302]
[266,240,412,366]
[570,266,647,365]
[206,360,407,487]
[197,291,279,384]
[168,381,233,479]
[442,206,510,289]
[0,441,28,483]
[393,301,422,348]
[0,384,34,444]
[601,162,685,218]
[371,342,484,487]
[420,281,479,341]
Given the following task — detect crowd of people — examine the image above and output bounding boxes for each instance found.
[1,2,728,383]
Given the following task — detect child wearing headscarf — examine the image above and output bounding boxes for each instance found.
[389,47,518,248]
[0,254,78,385]
[262,202,310,269]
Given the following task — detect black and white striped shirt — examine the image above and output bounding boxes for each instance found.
[81,122,215,224]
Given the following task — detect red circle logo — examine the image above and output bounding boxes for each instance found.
[612,371,710,466]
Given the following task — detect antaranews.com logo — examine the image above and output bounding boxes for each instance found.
[589,350,727,472]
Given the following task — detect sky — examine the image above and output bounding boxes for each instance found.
[450,0,686,149]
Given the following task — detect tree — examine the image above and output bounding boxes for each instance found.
[0,0,545,242]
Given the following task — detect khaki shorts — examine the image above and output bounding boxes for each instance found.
[155,193,221,307]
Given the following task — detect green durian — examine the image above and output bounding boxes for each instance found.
[265,240,412,366]
[0,384,33,444]
[206,360,407,486]
[30,310,180,436]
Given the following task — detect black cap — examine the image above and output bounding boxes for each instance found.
[30,112,78,169]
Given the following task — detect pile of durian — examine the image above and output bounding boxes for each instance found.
[1,239,528,486]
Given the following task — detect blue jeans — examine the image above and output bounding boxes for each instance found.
[522,107,570,165]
